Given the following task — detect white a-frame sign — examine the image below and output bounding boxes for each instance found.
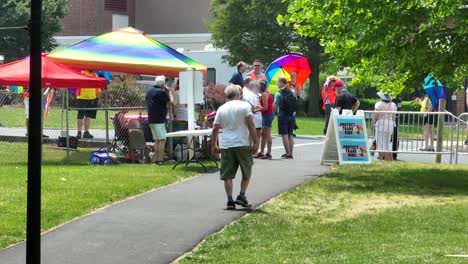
[321,109,371,165]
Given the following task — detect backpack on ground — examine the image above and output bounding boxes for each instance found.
[279,89,297,115]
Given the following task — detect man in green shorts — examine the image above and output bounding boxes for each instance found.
[146,76,174,165]
[212,84,259,210]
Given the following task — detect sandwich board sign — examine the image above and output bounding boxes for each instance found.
[321,109,371,165]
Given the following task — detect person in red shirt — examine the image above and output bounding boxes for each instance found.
[257,81,274,159]
[246,60,266,81]
[321,76,338,135]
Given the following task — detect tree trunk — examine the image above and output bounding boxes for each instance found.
[305,38,322,117]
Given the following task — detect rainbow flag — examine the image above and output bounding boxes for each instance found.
[48,27,207,77]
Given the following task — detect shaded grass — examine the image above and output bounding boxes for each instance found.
[179,162,468,264]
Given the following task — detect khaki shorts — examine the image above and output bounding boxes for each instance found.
[220,146,253,181]
[149,123,166,140]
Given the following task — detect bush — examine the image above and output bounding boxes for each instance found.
[101,77,146,107]
[359,99,420,111]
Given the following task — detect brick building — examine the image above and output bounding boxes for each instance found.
[59,0,211,36]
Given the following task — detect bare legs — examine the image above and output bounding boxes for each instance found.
[77,117,92,133]
[153,139,166,162]
[261,127,272,154]
[289,135,294,155]
[424,124,434,150]
[253,128,262,154]
[282,135,294,156]
[224,179,233,197]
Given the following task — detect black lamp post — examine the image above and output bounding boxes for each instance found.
[26,0,43,263]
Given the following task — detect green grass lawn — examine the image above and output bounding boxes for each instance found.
[0,106,122,129]
[0,140,208,250]
[179,162,468,264]
[272,116,325,136]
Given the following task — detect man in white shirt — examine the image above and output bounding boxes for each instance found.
[242,77,263,156]
[212,84,259,210]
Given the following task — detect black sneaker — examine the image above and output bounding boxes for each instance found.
[76,131,82,139]
[155,161,165,166]
[285,154,294,159]
[281,153,288,158]
[235,195,251,208]
[83,131,94,139]
[226,201,236,210]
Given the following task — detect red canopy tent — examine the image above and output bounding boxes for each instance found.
[0,55,108,88]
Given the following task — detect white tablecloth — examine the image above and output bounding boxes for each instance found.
[166,128,213,138]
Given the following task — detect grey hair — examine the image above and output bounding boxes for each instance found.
[225,84,240,99]
[154,75,166,87]
[250,80,260,89]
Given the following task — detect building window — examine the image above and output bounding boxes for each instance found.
[105,0,127,12]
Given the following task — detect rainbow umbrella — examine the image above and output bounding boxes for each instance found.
[48,27,207,77]
[423,74,445,111]
[265,54,311,94]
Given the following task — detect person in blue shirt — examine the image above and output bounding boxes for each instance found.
[229,61,248,87]
[274,77,297,159]
[146,75,174,165]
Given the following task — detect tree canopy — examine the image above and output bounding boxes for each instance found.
[209,0,325,116]
[280,0,468,94]
[209,0,296,66]
[0,0,68,62]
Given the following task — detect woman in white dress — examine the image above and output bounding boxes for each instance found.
[372,92,397,161]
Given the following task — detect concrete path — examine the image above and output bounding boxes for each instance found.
[0,137,329,264]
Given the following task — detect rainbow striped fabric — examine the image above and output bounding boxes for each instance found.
[48,27,206,77]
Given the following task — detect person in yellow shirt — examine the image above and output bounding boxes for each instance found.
[76,70,101,139]
[416,94,434,151]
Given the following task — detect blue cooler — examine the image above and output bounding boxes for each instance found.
[90,150,113,165]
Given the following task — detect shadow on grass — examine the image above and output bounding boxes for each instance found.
[322,165,468,197]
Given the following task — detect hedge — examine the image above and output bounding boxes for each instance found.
[359,99,420,112]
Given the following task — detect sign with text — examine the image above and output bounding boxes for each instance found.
[321,110,371,165]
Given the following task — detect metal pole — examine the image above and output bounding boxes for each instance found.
[66,90,70,161]
[436,99,446,163]
[27,0,42,263]
[105,91,110,152]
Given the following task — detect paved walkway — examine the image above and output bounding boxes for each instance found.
[0,137,329,264]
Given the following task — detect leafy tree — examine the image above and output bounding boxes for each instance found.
[281,0,468,95]
[209,0,324,116]
[0,0,68,62]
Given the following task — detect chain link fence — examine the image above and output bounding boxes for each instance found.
[0,76,154,166]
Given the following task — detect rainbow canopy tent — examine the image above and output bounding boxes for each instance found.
[0,55,108,88]
[48,27,207,77]
[265,54,311,94]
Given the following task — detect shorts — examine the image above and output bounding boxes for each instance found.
[278,115,295,135]
[220,146,253,181]
[149,123,167,140]
[76,99,98,119]
[262,112,275,128]
[423,114,435,125]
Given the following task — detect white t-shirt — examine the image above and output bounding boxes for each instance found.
[243,87,262,128]
[214,100,253,149]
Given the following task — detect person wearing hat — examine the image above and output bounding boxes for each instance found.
[371,92,397,161]
[333,80,360,115]
[146,75,174,165]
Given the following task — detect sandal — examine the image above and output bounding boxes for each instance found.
[253,153,264,159]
